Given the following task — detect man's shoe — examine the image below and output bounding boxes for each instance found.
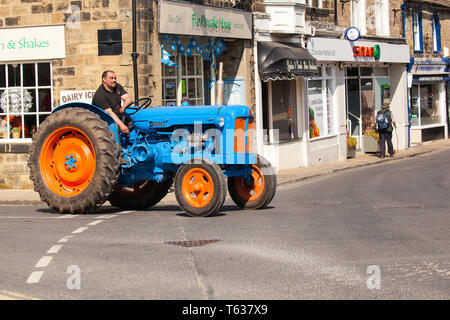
[390,151,396,157]
[380,154,385,158]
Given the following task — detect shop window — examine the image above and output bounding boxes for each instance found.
[411,84,442,127]
[412,10,423,54]
[271,80,298,142]
[432,13,441,53]
[162,54,204,106]
[0,62,52,140]
[308,67,335,139]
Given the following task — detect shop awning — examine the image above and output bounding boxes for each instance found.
[258,41,319,81]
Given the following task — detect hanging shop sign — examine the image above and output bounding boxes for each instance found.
[0,25,65,62]
[159,0,252,39]
[345,27,361,41]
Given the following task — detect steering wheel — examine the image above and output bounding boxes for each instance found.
[125,97,152,115]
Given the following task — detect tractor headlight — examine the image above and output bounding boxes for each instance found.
[217,117,225,128]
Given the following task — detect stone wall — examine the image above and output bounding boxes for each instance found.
[0,0,154,104]
[0,153,32,189]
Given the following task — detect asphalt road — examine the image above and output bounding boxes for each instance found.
[0,149,449,300]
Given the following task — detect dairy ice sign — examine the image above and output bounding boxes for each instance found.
[60,90,96,105]
[0,25,65,61]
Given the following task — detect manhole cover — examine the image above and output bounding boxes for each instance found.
[165,239,221,247]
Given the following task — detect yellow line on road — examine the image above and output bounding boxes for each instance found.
[0,290,40,300]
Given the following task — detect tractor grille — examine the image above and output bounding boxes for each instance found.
[234,117,253,153]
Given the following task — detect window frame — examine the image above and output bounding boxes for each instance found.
[375,0,390,36]
[351,0,367,36]
[412,10,423,54]
[0,61,53,142]
[432,12,441,54]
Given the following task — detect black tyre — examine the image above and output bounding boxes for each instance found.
[227,155,276,210]
[174,158,226,217]
[28,107,119,214]
[108,178,173,210]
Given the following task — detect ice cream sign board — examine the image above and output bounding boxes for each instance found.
[0,25,65,62]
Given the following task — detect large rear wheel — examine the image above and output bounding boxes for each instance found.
[227,155,276,210]
[28,108,119,213]
[174,158,226,217]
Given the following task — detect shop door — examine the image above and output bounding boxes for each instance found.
[360,78,375,134]
[346,78,361,137]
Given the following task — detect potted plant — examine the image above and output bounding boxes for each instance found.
[347,134,357,158]
[363,130,380,153]
[12,127,21,139]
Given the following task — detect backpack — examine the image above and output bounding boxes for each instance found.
[376,111,389,130]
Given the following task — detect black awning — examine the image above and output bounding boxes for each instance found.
[258,41,319,82]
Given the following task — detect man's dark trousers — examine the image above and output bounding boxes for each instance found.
[379,131,394,157]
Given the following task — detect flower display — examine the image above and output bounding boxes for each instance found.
[0,89,33,114]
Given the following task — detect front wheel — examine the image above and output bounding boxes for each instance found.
[227,155,276,210]
[174,158,226,217]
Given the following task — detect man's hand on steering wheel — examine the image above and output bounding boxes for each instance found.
[126,97,152,113]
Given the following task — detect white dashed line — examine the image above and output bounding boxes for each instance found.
[26,271,44,284]
[88,220,104,226]
[56,215,81,219]
[72,227,89,234]
[47,245,63,254]
[35,256,53,268]
[58,236,73,243]
[96,214,117,219]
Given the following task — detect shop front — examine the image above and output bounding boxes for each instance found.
[158,0,252,107]
[408,58,449,144]
[307,37,410,158]
[0,25,65,143]
[254,40,319,170]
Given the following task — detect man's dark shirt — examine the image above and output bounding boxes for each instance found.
[92,83,127,118]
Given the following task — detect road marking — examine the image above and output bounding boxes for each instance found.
[72,227,89,234]
[0,290,40,300]
[88,220,104,226]
[58,236,73,243]
[57,215,81,219]
[26,271,44,284]
[0,294,16,300]
[47,245,63,254]
[35,256,53,268]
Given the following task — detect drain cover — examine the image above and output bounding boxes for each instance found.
[165,239,221,247]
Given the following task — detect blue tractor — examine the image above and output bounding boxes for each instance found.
[28,98,276,217]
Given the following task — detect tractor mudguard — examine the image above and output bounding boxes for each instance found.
[52,102,120,144]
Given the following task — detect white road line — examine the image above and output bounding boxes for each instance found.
[47,245,63,254]
[26,271,44,284]
[58,236,73,243]
[118,210,134,215]
[88,220,104,226]
[72,227,89,234]
[35,256,53,268]
[0,294,16,300]
[57,215,81,219]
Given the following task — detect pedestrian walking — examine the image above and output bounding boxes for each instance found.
[376,103,397,158]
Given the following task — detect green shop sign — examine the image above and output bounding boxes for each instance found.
[191,13,232,31]
[159,0,252,39]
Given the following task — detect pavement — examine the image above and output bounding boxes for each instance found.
[2,138,450,206]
